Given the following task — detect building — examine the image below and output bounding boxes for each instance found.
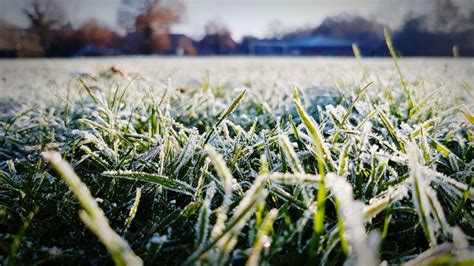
[248,35,355,56]
[0,24,20,57]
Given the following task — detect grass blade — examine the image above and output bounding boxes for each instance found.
[195,182,216,249]
[278,134,304,173]
[407,144,437,247]
[384,28,413,117]
[246,209,278,266]
[326,173,378,266]
[42,152,142,266]
[102,170,194,196]
[124,187,142,231]
[377,107,405,152]
[203,90,247,145]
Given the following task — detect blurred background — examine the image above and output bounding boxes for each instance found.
[0,0,473,58]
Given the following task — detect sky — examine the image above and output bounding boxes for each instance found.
[0,0,471,41]
[173,0,378,40]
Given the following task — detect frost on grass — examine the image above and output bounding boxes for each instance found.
[0,58,473,265]
[326,173,379,266]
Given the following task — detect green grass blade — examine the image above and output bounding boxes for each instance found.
[203,90,247,145]
[407,144,437,247]
[42,152,143,266]
[377,107,405,152]
[7,207,38,266]
[195,183,216,249]
[102,170,194,196]
[185,176,268,265]
[448,176,473,224]
[384,28,413,118]
[337,141,351,177]
[124,187,142,231]
[340,82,373,126]
[293,88,334,173]
[246,209,278,266]
[460,106,474,125]
[278,134,304,173]
[326,173,378,266]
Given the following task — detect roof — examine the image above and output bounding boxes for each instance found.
[288,35,353,47]
[250,35,353,48]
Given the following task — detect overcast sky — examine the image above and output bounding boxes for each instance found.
[0,0,472,40]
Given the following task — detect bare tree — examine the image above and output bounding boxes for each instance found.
[118,0,184,53]
[424,0,473,33]
[23,0,66,50]
[204,19,230,36]
[200,20,236,55]
[118,0,183,34]
[267,20,286,39]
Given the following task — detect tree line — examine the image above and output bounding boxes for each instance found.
[0,0,472,57]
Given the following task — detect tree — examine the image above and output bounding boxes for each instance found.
[199,20,236,55]
[78,20,119,48]
[393,0,474,56]
[313,15,385,45]
[118,0,184,53]
[47,25,83,57]
[23,0,66,51]
[267,20,286,39]
[414,0,473,33]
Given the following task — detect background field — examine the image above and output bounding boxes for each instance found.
[1,57,473,104]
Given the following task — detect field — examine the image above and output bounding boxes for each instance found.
[0,53,473,265]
